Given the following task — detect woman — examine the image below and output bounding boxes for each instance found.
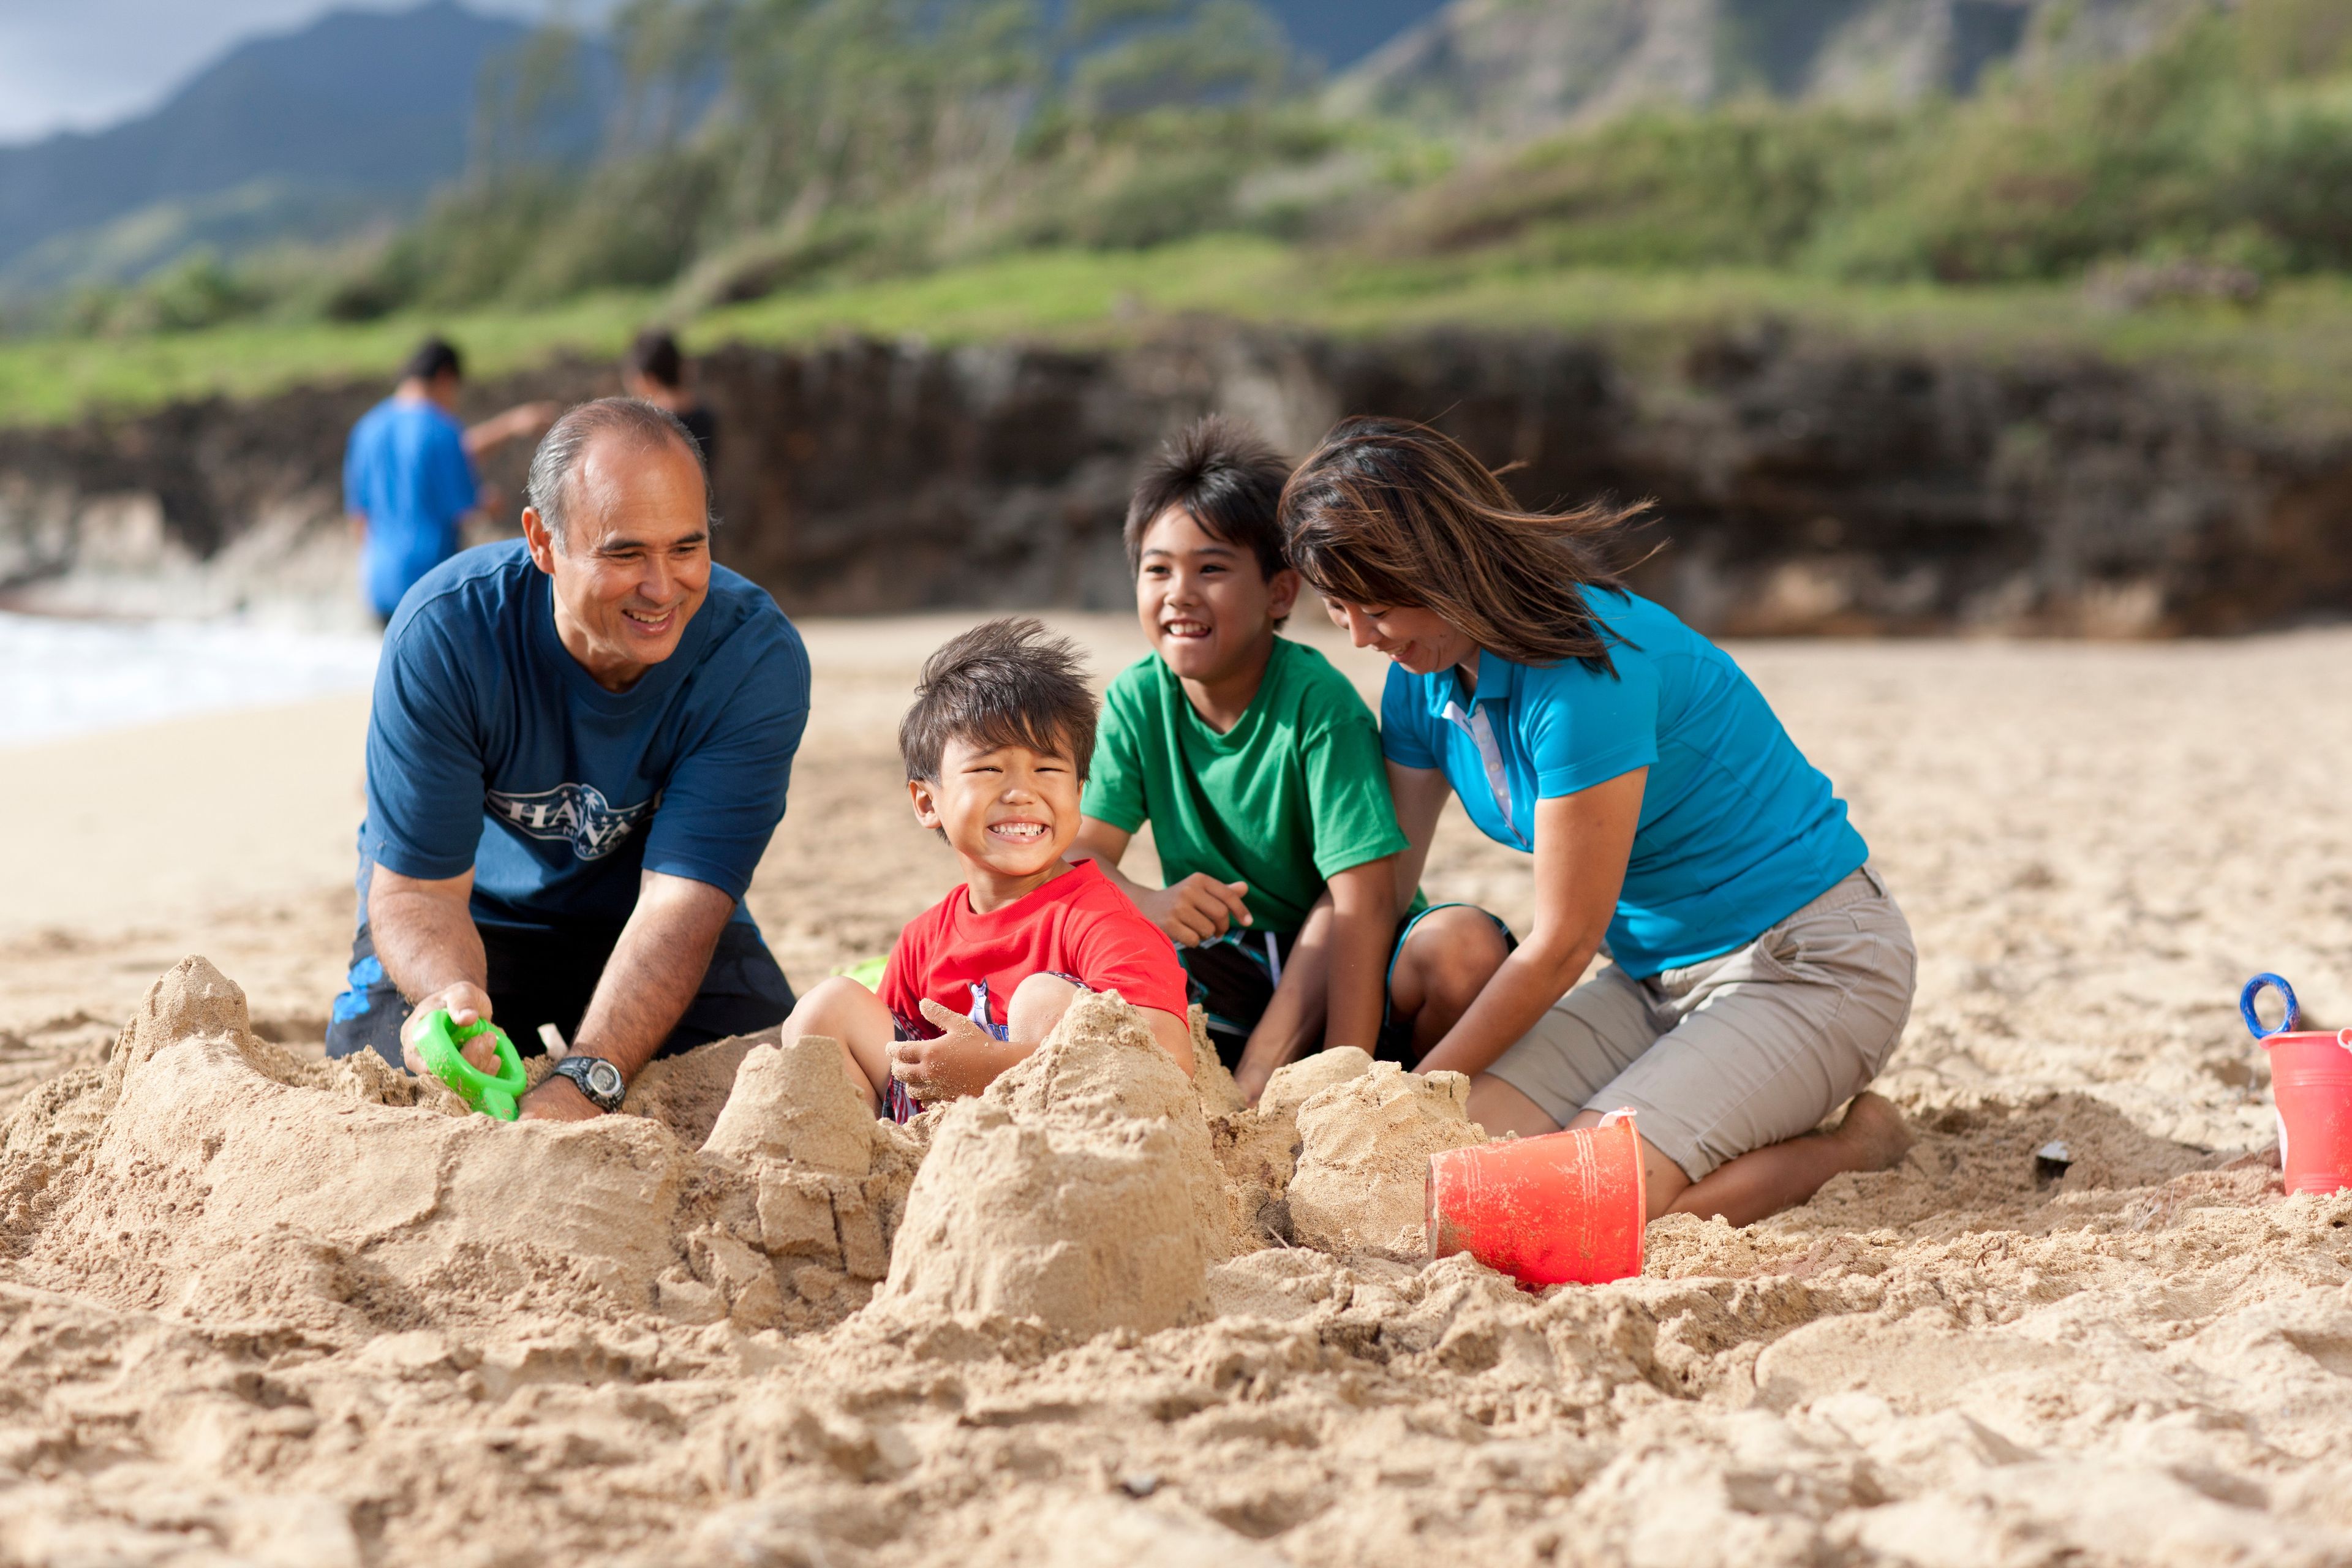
[1281,418,1917,1225]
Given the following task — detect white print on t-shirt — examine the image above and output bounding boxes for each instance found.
[1440,699,1527,849]
[486,783,658,861]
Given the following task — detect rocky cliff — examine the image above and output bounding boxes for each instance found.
[3,322,2346,636]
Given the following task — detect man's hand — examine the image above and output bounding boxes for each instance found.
[399,981,498,1076]
[893,1000,1017,1104]
[1137,873,1252,947]
[518,1074,604,1123]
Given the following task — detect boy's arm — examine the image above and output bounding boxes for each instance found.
[1231,892,1329,1104]
[1071,816,1251,948]
[1140,1008,1197,1077]
[1322,858,1393,1055]
[1229,858,1395,1104]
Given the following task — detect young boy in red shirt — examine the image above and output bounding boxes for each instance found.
[775,618,1195,1118]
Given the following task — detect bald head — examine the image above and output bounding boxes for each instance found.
[526,397,710,549]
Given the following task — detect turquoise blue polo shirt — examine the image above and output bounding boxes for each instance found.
[1379,589,1867,978]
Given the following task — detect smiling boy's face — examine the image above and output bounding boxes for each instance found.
[908,734,1083,886]
[1136,507,1300,688]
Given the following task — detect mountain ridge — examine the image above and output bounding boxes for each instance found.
[0,1,614,296]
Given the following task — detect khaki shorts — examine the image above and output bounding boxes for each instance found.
[1485,865,1917,1182]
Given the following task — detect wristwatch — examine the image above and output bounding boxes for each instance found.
[551,1055,627,1112]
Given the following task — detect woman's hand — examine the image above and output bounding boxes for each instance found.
[1413,769,1647,1080]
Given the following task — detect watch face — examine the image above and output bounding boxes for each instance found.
[586,1060,624,1099]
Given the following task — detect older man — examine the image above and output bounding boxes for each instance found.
[327,398,810,1121]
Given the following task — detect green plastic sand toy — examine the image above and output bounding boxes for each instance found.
[414,1009,527,1121]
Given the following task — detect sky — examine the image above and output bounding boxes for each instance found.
[0,0,601,144]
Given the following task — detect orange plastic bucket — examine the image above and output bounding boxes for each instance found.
[2243,974,2352,1196]
[1427,1109,1647,1287]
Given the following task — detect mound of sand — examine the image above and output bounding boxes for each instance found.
[867,990,1227,1338]
[1209,1046,1374,1243]
[1287,1061,1486,1259]
[869,1102,1213,1338]
[0,957,930,1340]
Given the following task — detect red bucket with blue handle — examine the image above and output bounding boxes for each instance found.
[2242,974,2352,1196]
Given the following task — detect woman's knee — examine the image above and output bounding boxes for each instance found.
[1467,1072,1559,1139]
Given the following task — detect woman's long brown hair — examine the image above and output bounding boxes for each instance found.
[1279,416,1651,673]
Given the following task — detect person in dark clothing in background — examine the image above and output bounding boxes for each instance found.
[623,328,718,468]
[344,336,555,626]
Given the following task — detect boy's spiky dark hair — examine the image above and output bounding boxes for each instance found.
[899,617,1097,782]
[1123,414,1292,583]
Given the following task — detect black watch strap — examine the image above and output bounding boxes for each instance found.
[551,1055,627,1112]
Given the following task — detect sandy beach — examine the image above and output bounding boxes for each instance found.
[3,615,2350,1567]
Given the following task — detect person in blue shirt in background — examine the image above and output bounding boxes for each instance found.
[344,336,556,626]
[1281,417,1919,1227]
[327,398,811,1122]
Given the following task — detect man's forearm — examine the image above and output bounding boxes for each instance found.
[568,874,736,1079]
[369,876,486,1003]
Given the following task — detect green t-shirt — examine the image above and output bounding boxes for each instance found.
[1084,637,1419,933]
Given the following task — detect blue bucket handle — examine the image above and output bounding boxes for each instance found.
[2241,973,2301,1041]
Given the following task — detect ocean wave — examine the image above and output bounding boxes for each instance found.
[2,613,379,749]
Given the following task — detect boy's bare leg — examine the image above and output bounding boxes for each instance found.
[1005,973,1082,1045]
[777,976,897,1114]
[1390,908,1513,1058]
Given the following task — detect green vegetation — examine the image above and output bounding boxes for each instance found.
[18,239,2352,433]
[12,0,2352,428]
[0,292,657,426]
[1375,0,2352,281]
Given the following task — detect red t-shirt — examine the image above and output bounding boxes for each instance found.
[880,859,1190,1037]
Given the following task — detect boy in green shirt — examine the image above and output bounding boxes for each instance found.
[1072,416,1510,1104]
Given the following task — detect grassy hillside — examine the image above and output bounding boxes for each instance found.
[13,238,2352,433]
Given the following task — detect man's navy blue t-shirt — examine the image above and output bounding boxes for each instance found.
[359,540,811,934]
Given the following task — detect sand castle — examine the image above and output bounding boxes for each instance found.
[0,959,1441,1349]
